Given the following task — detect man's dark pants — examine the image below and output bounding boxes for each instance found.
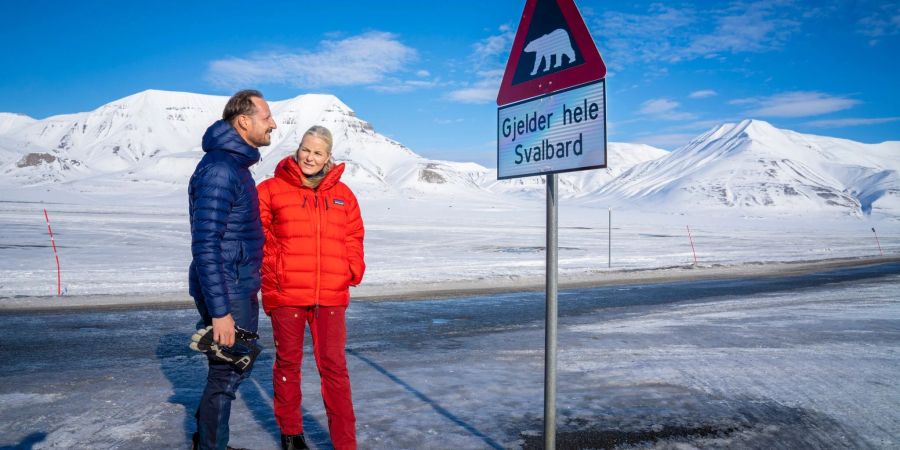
[194,293,260,450]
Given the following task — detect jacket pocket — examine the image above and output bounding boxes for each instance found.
[345,264,354,286]
[235,242,245,283]
[275,248,285,291]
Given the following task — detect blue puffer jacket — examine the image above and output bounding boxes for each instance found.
[188,120,264,322]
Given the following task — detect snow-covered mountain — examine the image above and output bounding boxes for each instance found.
[0,112,35,135]
[0,90,496,198]
[0,91,224,185]
[1,91,897,217]
[0,113,38,166]
[0,89,665,201]
[483,143,669,199]
[590,119,900,216]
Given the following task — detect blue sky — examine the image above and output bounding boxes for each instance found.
[1,1,898,167]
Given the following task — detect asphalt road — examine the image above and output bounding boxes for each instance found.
[1,261,898,449]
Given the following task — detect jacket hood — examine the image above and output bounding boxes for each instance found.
[273,155,345,191]
[201,120,261,168]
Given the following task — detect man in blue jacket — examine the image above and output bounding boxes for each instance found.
[188,89,275,450]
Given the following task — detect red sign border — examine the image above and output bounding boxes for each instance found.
[496,0,606,106]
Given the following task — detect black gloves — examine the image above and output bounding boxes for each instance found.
[189,326,261,372]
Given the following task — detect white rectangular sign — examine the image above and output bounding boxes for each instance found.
[497,80,607,180]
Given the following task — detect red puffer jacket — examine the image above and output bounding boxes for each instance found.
[258,156,365,313]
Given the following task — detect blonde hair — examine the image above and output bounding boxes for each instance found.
[296,125,334,189]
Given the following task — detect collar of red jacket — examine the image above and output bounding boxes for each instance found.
[273,155,345,190]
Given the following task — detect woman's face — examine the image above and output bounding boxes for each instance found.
[296,135,330,176]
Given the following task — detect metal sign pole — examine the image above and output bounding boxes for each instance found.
[544,173,559,449]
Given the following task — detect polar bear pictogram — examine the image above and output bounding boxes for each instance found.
[524,28,576,75]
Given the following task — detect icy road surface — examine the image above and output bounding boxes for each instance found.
[1,263,898,449]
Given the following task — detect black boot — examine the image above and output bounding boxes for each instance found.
[281,433,309,450]
[191,431,251,450]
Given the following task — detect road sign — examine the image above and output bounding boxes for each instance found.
[494,1,608,448]
[497,79,606,179]
[496,0,606,106]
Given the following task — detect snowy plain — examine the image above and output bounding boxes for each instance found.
[0,193,896,303]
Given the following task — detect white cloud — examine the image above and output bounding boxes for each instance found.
[804,116,900,127]
[689,90,717,99]
[682,1,800,59]
[739,91,860,117]
[639,98,680,115]
[369,78,441,94]
[206,32,418,89]
[473,31,516,63]
[595,5,695,68]
[638,98,696,120]
[595,1,802,69]
[445,84,499,104]
[728,97,758,106]
[856,1,900,44]
[445,27,514,104]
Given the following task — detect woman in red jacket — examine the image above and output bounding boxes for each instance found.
[258,125,365,450]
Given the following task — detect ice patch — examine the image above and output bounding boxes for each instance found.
[0,392,62,407]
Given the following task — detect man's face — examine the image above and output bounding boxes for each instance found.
[240,97,277,147]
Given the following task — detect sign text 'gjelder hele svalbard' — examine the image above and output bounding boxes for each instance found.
[497,80,606,179]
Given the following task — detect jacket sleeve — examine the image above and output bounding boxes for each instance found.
[190,163,237,318]
[345,189,366,286]
[258,181,277,295]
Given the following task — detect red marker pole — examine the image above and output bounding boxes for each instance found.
[43,209,61,296]
[687,225,698,265]
[872,227,884,257]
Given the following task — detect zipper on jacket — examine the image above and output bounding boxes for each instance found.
[314,191,321,312]
[322,195,330,235]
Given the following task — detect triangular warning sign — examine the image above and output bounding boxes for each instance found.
[496,0,606,105]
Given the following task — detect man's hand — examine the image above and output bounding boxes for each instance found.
[212,314,235,347]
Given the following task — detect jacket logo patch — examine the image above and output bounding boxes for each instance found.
[333,199,345,206]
